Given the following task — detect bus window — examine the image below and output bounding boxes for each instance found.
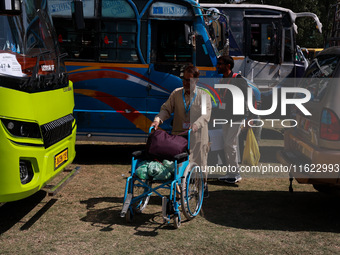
[53,0,140,62]
[57,19,97,61]
[149,1,194,66]
[283,27,294,62]
[102,0,135,18]
[247,20,280,63]
[223,9,244,56]
[101,0,138,62]
[100,20,138,62]
[151,20,192,63]
[0,17,22,54]
[140,19,148,62]
[48,0,95,17]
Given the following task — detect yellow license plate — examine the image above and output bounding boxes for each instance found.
[55,149,68,169]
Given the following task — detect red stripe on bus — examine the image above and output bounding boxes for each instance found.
[69,70,128,82]
[74,89,152,133]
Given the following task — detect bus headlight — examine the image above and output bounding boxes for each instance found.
[1,118,41,138]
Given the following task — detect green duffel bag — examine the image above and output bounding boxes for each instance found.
[136,161,150,180]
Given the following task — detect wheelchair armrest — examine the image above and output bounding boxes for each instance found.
[174,152,188,161]
[132,150,144,158]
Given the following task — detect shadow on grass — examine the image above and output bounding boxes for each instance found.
[74,143,282,166]
[73,144,145,165]
[79,183,340,234]
[0,190,50,235]
[79,189,340,234]
[202,189,340,233]
[80,196,184,235]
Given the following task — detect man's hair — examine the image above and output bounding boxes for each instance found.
[218,55,234,70]
[184,65,200,78]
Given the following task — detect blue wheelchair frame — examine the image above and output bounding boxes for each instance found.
[121,128,204,228]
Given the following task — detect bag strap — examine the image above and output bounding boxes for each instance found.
[220,72,239,98]
[177,130,189,136]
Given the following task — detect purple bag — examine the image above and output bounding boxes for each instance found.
[146,130,188,160]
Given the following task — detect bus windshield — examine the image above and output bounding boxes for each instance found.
[0,0,68,92]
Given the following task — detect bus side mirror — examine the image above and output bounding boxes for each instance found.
[0,0,21,15]
[185,24,193,45]
[72,0,85,30]
[205,8,220,25]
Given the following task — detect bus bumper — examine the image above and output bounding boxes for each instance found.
[0,125,77,202]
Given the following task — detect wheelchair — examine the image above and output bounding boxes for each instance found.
[120,129,204,228]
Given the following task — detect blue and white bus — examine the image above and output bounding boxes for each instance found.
[201,3,322,81]
[200,3,322,114]
[48,0,223,142]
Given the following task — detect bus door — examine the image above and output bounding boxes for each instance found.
[244,16,282,79]
[146,1,195,131]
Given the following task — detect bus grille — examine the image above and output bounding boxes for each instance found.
[41,114,74,148]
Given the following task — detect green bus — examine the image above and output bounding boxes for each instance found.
[0,0,77,202]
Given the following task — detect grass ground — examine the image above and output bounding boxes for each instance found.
[1,128,340,254]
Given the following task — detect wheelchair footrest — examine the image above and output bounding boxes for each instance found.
[162,196,170,222]
[120,193,132,217]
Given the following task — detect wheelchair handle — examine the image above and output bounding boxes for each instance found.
[149,126,155,134]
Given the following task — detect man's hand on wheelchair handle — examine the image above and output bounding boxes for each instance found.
[151,120,159,130]
[191,123,199,133]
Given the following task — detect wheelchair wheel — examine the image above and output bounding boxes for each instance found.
[173,214,181,229]
[181,163,204,220]
[131,179,152,213]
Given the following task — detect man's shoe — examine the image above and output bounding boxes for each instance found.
[219,174,242,184]
[234,174,242,183]
[204,184,209,198]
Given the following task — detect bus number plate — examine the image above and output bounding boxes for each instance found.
[55,149,68,169]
